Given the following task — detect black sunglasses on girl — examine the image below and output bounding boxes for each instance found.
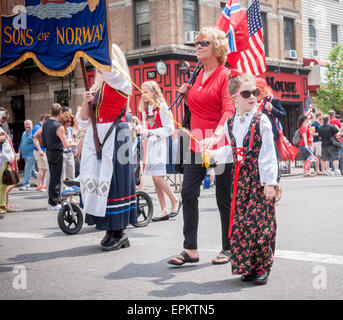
[232,88,260,99]
[195,40,211,47]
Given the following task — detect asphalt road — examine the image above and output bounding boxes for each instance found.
[1,175,343,301]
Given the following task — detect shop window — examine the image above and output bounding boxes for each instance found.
[134,0,151,47]
[183,0,198,33]
[308,19,317,50]
[54,90,69,107]
[284,18,295,51]
[331,24,339,48]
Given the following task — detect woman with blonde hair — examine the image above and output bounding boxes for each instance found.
[77,43,137,251]
[59,111,76,188]
[168,26,235,266]
[139,81,181,222]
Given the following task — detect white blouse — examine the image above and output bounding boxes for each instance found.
[212,106,277,186]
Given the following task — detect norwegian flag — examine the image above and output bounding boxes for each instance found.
[233,0,267,76]
[216,0,249,63]
[304,90,313,120]
[303,152,317,170]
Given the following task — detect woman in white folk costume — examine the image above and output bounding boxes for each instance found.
[208,73,278,285]
[77,44,137,251]
[139,81,181,221]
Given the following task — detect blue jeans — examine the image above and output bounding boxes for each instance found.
[23,155,37,187]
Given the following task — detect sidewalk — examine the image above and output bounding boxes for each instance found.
[15,163,304,194]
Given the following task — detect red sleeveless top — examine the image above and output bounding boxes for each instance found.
[96,83,128,123]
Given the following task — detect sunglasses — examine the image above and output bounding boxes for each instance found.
[195,40,211,47]
[232,88,260,99]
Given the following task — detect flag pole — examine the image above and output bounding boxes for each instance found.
[168,61,203,110]
[79,57,103,160]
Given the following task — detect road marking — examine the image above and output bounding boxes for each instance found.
[275,249,343,265]
[0,232,45,239]
[1,233,343,266]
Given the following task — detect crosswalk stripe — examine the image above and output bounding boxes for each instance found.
[275,249,343,265]
[0,232,45,239]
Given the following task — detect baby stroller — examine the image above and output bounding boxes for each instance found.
[57,132,153,235]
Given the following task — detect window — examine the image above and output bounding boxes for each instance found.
[261,12,269,57]
[308,19,317,50]
[331,24,339,48]
[284,18,295,50]
[134,0,150,47]
[183,0,198,33]
[54,90,69,107]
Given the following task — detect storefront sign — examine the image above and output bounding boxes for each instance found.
[147,71,156,79]
[266,76,300,99]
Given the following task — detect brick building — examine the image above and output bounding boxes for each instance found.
[0,0,310,150]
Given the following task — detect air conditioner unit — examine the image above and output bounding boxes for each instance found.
[311,49,319,57]
[285,49,297,60]
[184,31,198,45]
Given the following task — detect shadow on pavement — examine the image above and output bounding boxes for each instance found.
[105,259,250,297]
[7,245,105,264]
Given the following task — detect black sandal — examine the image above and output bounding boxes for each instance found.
[212,250,231,265]
[170,199,182,218]
[168,250,199,266]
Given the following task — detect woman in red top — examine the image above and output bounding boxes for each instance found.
[298,115,317,177]
[168,26,235,266]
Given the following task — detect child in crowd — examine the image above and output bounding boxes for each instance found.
[208,73,278,285]
[139,81,181,221]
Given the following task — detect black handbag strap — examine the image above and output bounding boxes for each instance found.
[101,104,127,148]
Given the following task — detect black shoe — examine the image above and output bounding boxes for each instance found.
[100,231,114,246]
[240,273,256,282]
[253,270,270,285]
[152,214,170,222]
[101,233,130,251]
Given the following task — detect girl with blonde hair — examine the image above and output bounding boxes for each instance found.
[140,81,181,221]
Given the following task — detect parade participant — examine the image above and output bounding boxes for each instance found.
[0,117,15,217]
[0,108,17,212]
[19,120,37,190]
[77,43,137,251]
[42,103,78,211]
[209,73,278,285]
[297,115,317,177]
[168,26,235,266]
[59,111,76,184]
[139,81,180,222]
[256,77,287,199]
[33,113,50,192]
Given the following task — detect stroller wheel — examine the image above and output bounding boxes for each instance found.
[58,203,83,235]
[133,190,153,227]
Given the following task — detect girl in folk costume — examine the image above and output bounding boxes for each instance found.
[77,43,137,251]
[209,73,278,285]
[139,81,181,222]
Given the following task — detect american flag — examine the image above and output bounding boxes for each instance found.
[304,90,313,120]
[303,152,317,170]
[235,0,267,75]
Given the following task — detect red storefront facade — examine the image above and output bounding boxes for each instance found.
[127,56,309,141]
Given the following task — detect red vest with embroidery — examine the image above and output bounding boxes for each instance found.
[145,107,163,129]
[96,83,128,123]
